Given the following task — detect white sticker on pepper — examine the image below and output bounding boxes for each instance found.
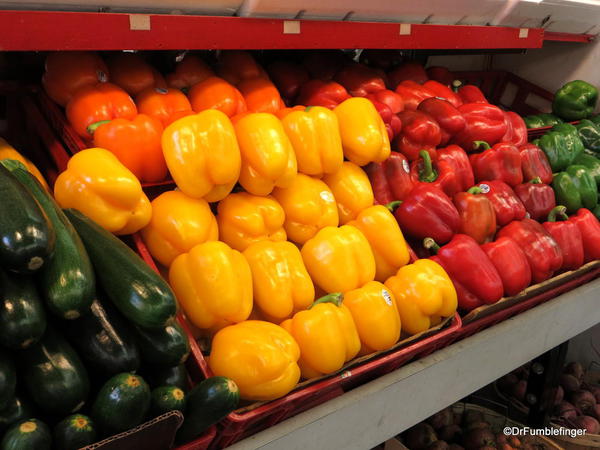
[382,289,393,306]
[402,160,410,173]
[479,183,490,194]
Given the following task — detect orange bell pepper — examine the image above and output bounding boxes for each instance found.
[92,114,166,183]
[217,192,287,252]
[280,106,344,177]
[66,83,137,139]
[323,161,374,224]
[136,87,193,127]
[217,51,268,85]
[42,51,109,107]
[0,138,48,191]
[141,190,219,267]
[165,54,214,91]
[188,76,247,118]
[272,173,339,245]
[235,113,297,195]
[107,52,166,96]
[237,77,285,114]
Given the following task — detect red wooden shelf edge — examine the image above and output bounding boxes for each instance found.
[543,31,594,43]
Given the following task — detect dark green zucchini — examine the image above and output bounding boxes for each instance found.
[0,164,54,274]
[134,319,190,367]
[0,352,16,412]
[54,414,97,450]
[63,209,176,329]
[0,269,46,349]
[143,364,188,391]
[1,160,94,319]
[0,419,51,450]
[91,373,150,435]
[0,396,33,432]
[150,386,186,416]
[20,326,89,415]
[176,377,239,444]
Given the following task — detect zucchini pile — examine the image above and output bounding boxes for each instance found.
[0,160,239,449]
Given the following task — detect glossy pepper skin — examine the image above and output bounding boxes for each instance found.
[107,52,166,96]
[54,148,151,235]
[384,259,457,335]
[301,225,376,294]
[280,106,344,177]
[423,80,463,108]
[136,87,193,127]
[456,84,488,104]
[0,138,48,190]
[477,180,526,227]
[366,152,414,205]
[552,164,598,213]
[417,98,466,146]
[437,145,474,192]
[394,81,435,110]
[497,219,563,283]
[394,184,460,244]
[334,64,387,97]
[388,62,429,87]
[296,80,351,109]
[209,320,300,401]
[514,177,556,222]
[570,208,600,262]
[323,162,374,224]
[347,205,410,282]
[244,240,314,321]
[501,111,528,147]
[162,110,241,202]
[281,294,360,379]
[188,77,247,118]
[426,66,454,86]
[519,143,553,184]
[453,186,496,244]
[533,125,584,172]
[542,206,584,271]
[482,237,531,297]
[552,80,599,121]
[141,191,219,267]
[573,153,600,185]
[395,110,442,162]
[169,241,252,330]
[165,54,214,91]
[266,60,310,103]
[272,173,339,245]
[470,141,523,187]
[237,77,285,114]
[410,150,462,198]
[66,82,137,139]
[235,113,298,196]
[92,114,166,183]
[523,113,563,129]
[217,192,286,252]
[452,103,507,151]
[334,98,390,166]
[575,119,600,154]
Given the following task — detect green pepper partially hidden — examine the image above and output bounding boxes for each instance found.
[573,153,600,185]
[552,80,598,121]
[552,164,598,213]
[576,119,600,154]
[524,113,564,129]
[534,126,584,172]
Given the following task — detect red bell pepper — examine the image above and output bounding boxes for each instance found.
[388,62,429,88]
[366,89,404,114]
[497,218,563,283]
[302,50,347,80]
[393,184,460,244]
[518,143,554,184]
[569,208,600,262]
[334,63,386,97]
[453,186,497,244]
[437,145,474,192]
[395,110,441,161]
[542,206,584,271]
[296,79,351,109]
[477,180,527,226]
[426,66,454,86]
[366,152,414,205]
[457,84,488,104]
[470,141,523,187]
[425,234,504,309]
[417,98,466,145]
[452,103,508,150]
[514,177,556,222]
[423,80,463,108]
[501,111,527,147]
[410,150,462,198]
[481,237,532,297]
[266,60,309,103]
[395,81,435,111]
[368,98,396,141]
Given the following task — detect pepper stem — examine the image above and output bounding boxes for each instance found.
[305,106,313,112]
[418,150,438,183]
[547,205,569,222]
[423,237,441,253]
[86,120,111,135]
[452,80,462,92]
[530,177,542,184]
[386,201,401,213]
[309,293,343,309]
[473,140,491,151]
[467,186,483,195]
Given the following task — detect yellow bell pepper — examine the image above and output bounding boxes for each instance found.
[140,190,218,267]
[333,97,390,166]
[0,138,48,190]
[162,110,241,202]
[234,113,297,196]
[169,241,252,330]
[217,192,286,252]
[280,106,344,177]
[343,281,401,354]
[301,225,375,294]
[347,205,410,282]
[54,148,151,235]
[322,162,374,224]
[384,259,457,336]
[280,293,360,379]
[243,240,314,321]
[272,173,339,245]
[209,320,301,401]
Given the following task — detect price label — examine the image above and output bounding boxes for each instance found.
[478,183,490,194]
[382,289,393,306]
[402,159,410,173]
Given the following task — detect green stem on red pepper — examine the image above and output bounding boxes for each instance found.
[530,176,542,184]
[451,80,462,93]
[547,205,569,222]
[86,120,111,135]
[423,237,441,253]
[467,186,483,195]
[386,201,401,213]
[309,292,343,309]
[472,140,491,151]
[418,150,438,183]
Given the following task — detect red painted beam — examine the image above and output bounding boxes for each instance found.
[543,31,594,43]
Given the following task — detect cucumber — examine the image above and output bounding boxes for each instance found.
[0,419,51,450]
[0,269,46,349]
[150,386,186,416]
[91,373,150,435]
[63,209,176,329]
[54,414,97,450]
[0,353,16,411]
[20,326,89,415]
[0,164,55,274]
[143,364,188,391]
[134,319,190,367]
[176,377,239,444]
[64,298,141,377]
[0,396,33,432]
[1,160,94,319]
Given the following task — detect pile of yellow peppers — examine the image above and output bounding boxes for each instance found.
[52,98,458,402]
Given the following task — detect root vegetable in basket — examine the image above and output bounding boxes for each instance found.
[403,422,438,450]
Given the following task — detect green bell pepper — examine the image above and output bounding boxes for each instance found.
[573,152,600,185]
[592,204,600,220]
[534,126,584,172]
[552,164,598,213]
[524,113,564,129]
[590,114,600,127]
[575,119,600,154]
[552,80,599,121]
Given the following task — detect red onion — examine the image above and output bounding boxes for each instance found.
[569,390,597,415]
[565,362,585,381]
[561,374,581,393]
[556,401,578,420]
[569,415,600,434]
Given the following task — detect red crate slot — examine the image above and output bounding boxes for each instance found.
[175,425,217,450]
